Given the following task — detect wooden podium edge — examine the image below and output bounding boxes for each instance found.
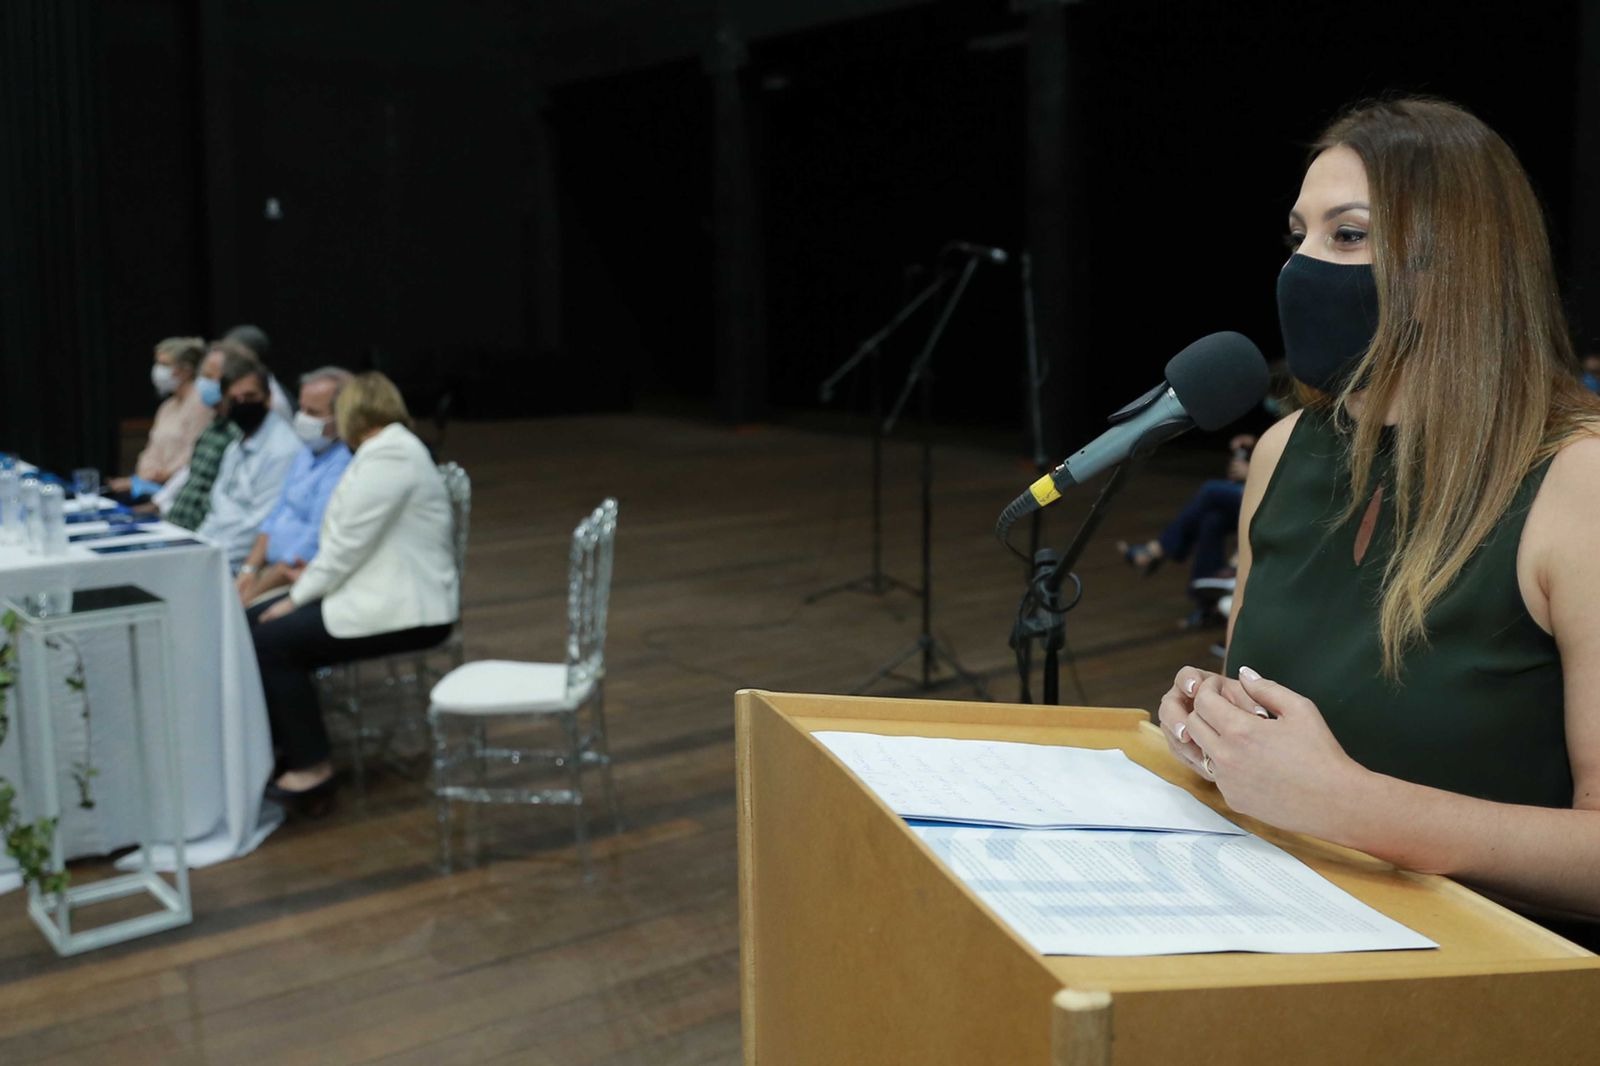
[736,687,1071,1063]
[734,688,762,1065]
[736,689,1600,1065]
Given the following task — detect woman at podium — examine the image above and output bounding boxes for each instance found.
[1157,97,1600,940]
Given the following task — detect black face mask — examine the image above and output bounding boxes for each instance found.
[229,400,269,435]
[1276,254,1380,393]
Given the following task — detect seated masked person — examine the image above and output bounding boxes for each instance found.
[234,367,354,606]
[251,371,459,811]
[195,349,301,570]
[159,340,247,527]
[108,336,213,503]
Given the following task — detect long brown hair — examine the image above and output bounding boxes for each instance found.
[1311,98,1598,677]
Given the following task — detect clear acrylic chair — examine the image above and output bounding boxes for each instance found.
[428,497,620,879]
[318,461,471,794]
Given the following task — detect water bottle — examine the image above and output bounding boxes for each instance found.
[0,468,20,546]
[19,474,42,553]
[38,483,67,556]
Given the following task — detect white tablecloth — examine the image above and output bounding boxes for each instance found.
[0,508,278,891]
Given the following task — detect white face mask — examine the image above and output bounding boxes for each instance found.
[151,363,178,396]
[293,411,334,452]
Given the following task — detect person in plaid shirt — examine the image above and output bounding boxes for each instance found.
[164,341,254,530]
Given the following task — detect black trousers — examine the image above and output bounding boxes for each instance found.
[249,597,453,771]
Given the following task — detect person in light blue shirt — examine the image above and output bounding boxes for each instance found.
[234,367,354,605]
[198,351,304,572]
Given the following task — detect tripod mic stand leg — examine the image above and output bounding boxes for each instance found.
[852,335,988,701]
[925,637,990,699]
[850,634,988,699]
[851,637,925,695]
[804,350,919,605]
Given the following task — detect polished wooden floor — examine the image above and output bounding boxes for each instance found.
[0,414,1225,1065]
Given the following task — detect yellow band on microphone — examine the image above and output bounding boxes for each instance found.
[1028,473,1061,508]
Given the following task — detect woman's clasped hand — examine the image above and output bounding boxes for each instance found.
[1157,665,1371,844]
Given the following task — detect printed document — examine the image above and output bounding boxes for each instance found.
[912,825,1437,955]
[814,732,1242,835]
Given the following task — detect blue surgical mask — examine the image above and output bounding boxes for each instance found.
[196,377,223,407]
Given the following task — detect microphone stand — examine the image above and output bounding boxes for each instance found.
[1016,251,1050,700]
[855,253,988,698]
[804,270,946,605]
[1010,456,1145,705]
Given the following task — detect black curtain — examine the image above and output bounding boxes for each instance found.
[0,0,114,474]
[1573,0,1600,351]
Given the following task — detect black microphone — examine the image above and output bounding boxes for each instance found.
[995,331,1269,541]
[944,241,1008,264]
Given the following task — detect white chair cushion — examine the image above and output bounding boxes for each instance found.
[429,659,595,716]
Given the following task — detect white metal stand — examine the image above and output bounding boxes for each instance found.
[6,584,192,955]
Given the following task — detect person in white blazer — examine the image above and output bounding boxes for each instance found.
[250,372,458,810]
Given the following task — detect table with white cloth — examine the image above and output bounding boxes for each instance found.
[0,499,278,892]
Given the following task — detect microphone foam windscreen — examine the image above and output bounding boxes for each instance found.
[1164,331,1270,431]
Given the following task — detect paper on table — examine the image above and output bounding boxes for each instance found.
[813,732,1241,835]
[88,538,202,555]
[63,494,112,515]
[69,525,156,543]
[913,825,1437,955]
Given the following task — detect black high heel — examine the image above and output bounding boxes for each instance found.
[265,773,340,818]
[1115,540,1165,576]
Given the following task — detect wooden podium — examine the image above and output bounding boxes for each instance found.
[735,690,1600,1065]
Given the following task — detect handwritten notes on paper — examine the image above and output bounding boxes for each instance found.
[813,732,1242,835]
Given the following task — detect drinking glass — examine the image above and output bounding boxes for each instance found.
[72,467,101,504]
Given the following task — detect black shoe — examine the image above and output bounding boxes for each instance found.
[1115,540,1165,576]
[265,773,340,819]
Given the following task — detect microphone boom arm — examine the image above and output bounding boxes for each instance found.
[1039,452,1143,600]
[1012,453,1147,705]
[884,256,981,435]
[817,269,951,403]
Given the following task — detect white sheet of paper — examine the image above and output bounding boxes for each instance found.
[63,494,112,514]
[913,825,1437,955]
[814,731,1242,835]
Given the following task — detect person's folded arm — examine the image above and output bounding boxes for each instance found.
[290,450,412,607]
[152,467,188,514]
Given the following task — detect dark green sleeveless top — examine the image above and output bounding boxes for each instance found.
[1226,408,1570,809]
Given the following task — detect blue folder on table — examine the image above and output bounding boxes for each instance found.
[88,538,202,555]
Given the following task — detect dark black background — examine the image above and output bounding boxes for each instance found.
[21,0,1594,466]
